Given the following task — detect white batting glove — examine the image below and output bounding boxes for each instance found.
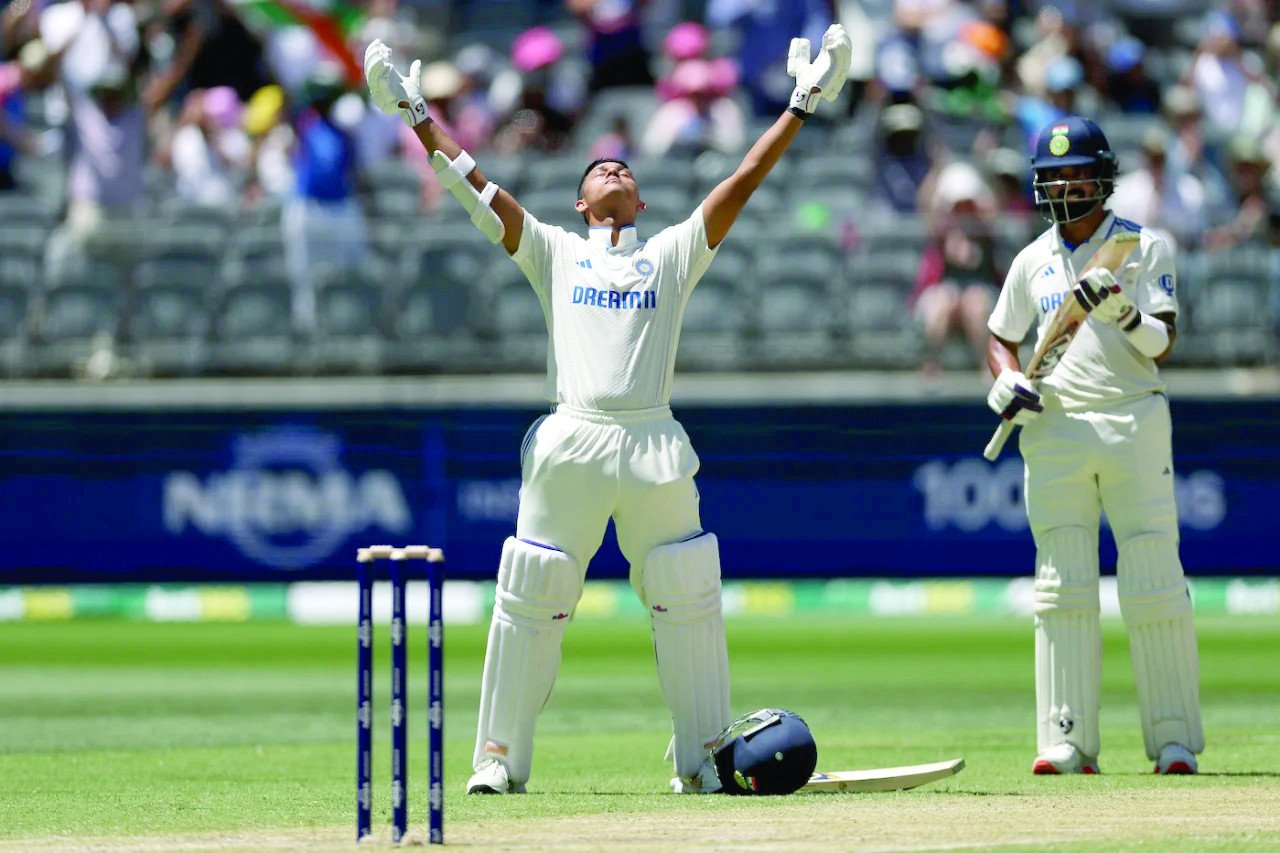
[787,24,852,118]
[364,39,430,128]
[1073,264,1139,328]
[987,369,1043,426]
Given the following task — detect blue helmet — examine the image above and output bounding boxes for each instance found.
[1030,115,1117,224]
[710,708,818,795]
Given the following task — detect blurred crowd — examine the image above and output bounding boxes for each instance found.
[0,0,1278,375]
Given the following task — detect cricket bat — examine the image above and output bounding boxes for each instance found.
[982,232,1141,461]
[803,757,964,793]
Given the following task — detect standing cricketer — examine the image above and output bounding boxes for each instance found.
[986,116,1203,775]
[365,27,851,793]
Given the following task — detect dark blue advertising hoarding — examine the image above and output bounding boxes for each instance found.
[0,399,1274,582]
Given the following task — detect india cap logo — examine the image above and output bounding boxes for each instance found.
[634,258,654,276]
[1049,134,1071,156]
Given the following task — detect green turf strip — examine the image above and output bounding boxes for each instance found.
[1,615,1277,848]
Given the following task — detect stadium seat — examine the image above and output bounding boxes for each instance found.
[679,255,755,371]
[852,215,929,255]
[1183,255,1276,365]
[844,279,922,368]
[210,278,295,374]
[156,199,236,236]
[406,239,490,292]
[789,158,875,195]
[0,227,47,290]
[518,189,582,229]
[758,235,842,282]
[485,262,546,371]
[135,258,218,293]
[385,271,489,373]
[225,225,286,270]
[310,267,389,374]
[526,157,593,193]
[846,252,921,287]
[125,279,211,376]
[32,279,121,376]
[751,269,843,369]
[47,258,132,292]
[628,156,697,193]
[569,86,660,154]
[369,185,422,218]
[0,192,60,232]
[638,186,694,230]
[0,283,29,377]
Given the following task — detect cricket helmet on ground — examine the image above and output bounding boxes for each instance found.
[1030,115,1117,224]
[710,708,817,795]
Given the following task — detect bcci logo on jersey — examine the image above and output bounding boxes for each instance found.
[162,427,412,569]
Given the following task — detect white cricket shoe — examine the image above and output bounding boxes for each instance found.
[1032,742,1099,775]
[1154,743,1198,775]
[670,756,723,794]
[466,757,526,794]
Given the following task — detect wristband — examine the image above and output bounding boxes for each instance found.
[1123,312,1170,358]
[399,96,431,128]
[788,86,812,119]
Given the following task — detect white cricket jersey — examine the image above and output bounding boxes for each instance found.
[508,205,718,411]
[988,212,1179,410]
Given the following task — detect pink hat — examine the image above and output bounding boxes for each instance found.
[667,58,738,99]
[203,86,243,130]
[664,22,708,61]
[511,26,564,73]
[707,57,738,96]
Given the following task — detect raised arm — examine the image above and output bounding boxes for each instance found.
[365,40,525,254]
[702,24,851,249]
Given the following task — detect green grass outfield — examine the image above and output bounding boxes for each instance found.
[2,614,1278,851]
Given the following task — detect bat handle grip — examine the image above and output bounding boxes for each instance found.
[983,420,1014,461]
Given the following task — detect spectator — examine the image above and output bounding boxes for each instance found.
[984,146,1034,217]
[641,57,743,157]
[927,22,1008,127]
[1110,127,1207,252]
[492,27,576,154]
[706,0,830,117]
[1162,84,1235,233]
[1101,35,1160,114]
[242,82,294,204]
[873,101,932,214]
[912,161,1001,374]
[1183,11,1264,140]
[156,0,268,102]
[1015,3,1075,98]
[655,20,709,102]
[0,40,54,193]
[589,114,634,161]
[1203,135,1273,250]
[282,70,368,332]
[566,0,654,92]
[1014,55,1091,151]
[38,0,159,276]
[165,85,249,207]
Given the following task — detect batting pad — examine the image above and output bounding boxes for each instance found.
[473,537,582,783]
[1117,534,1204,758]
[1033,527,1102,757]
[642,533,732,777]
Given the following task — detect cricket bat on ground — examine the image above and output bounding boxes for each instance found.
[982,232,1141,461]
[803,757,965,793]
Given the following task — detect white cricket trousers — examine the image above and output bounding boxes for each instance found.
[516,404,704,582]
[1020,391,1178,541]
